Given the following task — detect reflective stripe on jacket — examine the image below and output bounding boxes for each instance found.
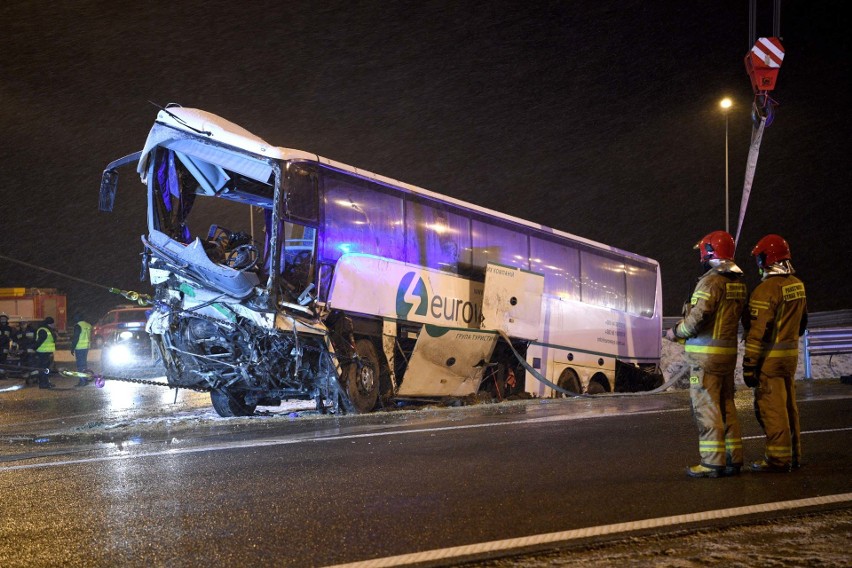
[743,275,807,376]
[676,268,747,366]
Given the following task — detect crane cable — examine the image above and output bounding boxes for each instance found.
[735,0,781,250]
[749,0,782,48]
[0,252,113,292]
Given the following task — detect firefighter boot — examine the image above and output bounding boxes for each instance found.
[686,464,723,478]
[750,460,791,473]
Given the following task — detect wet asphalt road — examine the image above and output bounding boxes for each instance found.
[0,364,850,567]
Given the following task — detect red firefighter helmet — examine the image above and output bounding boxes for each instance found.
[694,231,735,263]
[751,234,791,268]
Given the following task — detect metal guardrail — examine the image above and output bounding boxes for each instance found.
[665,310,852,381]
[663,310,852,333]
[804,326,852,380]
[807,309,852,328]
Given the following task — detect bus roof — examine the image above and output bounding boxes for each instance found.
[148,106,658,266]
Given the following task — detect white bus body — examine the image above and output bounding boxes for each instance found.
[100,106,662,416]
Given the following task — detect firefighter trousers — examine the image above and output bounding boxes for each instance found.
[754,373,801,468]
[35,352,54,387]
[689,364,743,469]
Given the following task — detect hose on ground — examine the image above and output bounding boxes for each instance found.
[497,330,688,398]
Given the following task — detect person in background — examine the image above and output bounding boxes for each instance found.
[34,316,58,389]
[0,313,13,377]
[16,321,37,385]
[742,234,808,473]
[69,312,93,386]
[666,231,747,478]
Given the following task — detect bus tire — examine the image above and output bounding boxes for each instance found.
[556,368,582,397]
[586,374,610,395]
[210,389,257,417]
[346,339,380,413]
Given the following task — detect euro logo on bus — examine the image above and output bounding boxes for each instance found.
[395,271,482,326]
[396,272,429,319]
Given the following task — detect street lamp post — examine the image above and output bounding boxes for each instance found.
[720,98,732,234]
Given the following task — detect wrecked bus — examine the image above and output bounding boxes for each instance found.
[99,106,663,417]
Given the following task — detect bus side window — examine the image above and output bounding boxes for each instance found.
[282,224,316,292]
[530,236,580,299]
[580,250,627,311]
[286,166,319,222]
[405,200,471,274]
[471,219,529,272]
[626,260,657,317]
[322,173,404,263]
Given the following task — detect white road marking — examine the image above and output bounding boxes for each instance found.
[742,426,852,440]
[322,493,852,568]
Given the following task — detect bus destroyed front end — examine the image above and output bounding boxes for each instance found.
[112,107,352,416]
[142,234,342,417]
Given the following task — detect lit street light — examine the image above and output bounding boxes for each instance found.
[720,97,732,234]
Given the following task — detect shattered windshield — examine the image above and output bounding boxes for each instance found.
[147,145,318,304]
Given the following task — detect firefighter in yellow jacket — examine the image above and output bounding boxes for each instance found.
[34,316,58,389]
[666,231,747,478]
[70,312,93,386]
[742,234,807,473]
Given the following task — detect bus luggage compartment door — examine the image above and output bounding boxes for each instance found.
[396,325,498,397]
[480,263,544,340]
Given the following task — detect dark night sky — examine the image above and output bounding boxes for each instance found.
[1,1,850,321]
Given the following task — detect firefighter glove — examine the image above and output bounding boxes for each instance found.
[742,366,758,388]
[665,328,678,342]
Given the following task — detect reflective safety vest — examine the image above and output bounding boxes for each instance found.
[76,321,92,350]
[36,326,56,353]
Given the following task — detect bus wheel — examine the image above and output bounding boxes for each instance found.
[346,339,380,413]
[556,368,581,397]
[586,374,610,395]
[210,389,257,417]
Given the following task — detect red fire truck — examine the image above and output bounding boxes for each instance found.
[0,288,67,333]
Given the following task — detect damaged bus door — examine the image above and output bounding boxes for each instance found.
[480,262,544,340]
[396,263,543,398]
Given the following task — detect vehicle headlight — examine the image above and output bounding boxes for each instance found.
[118,331,134,340]
[105,344,134,366]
